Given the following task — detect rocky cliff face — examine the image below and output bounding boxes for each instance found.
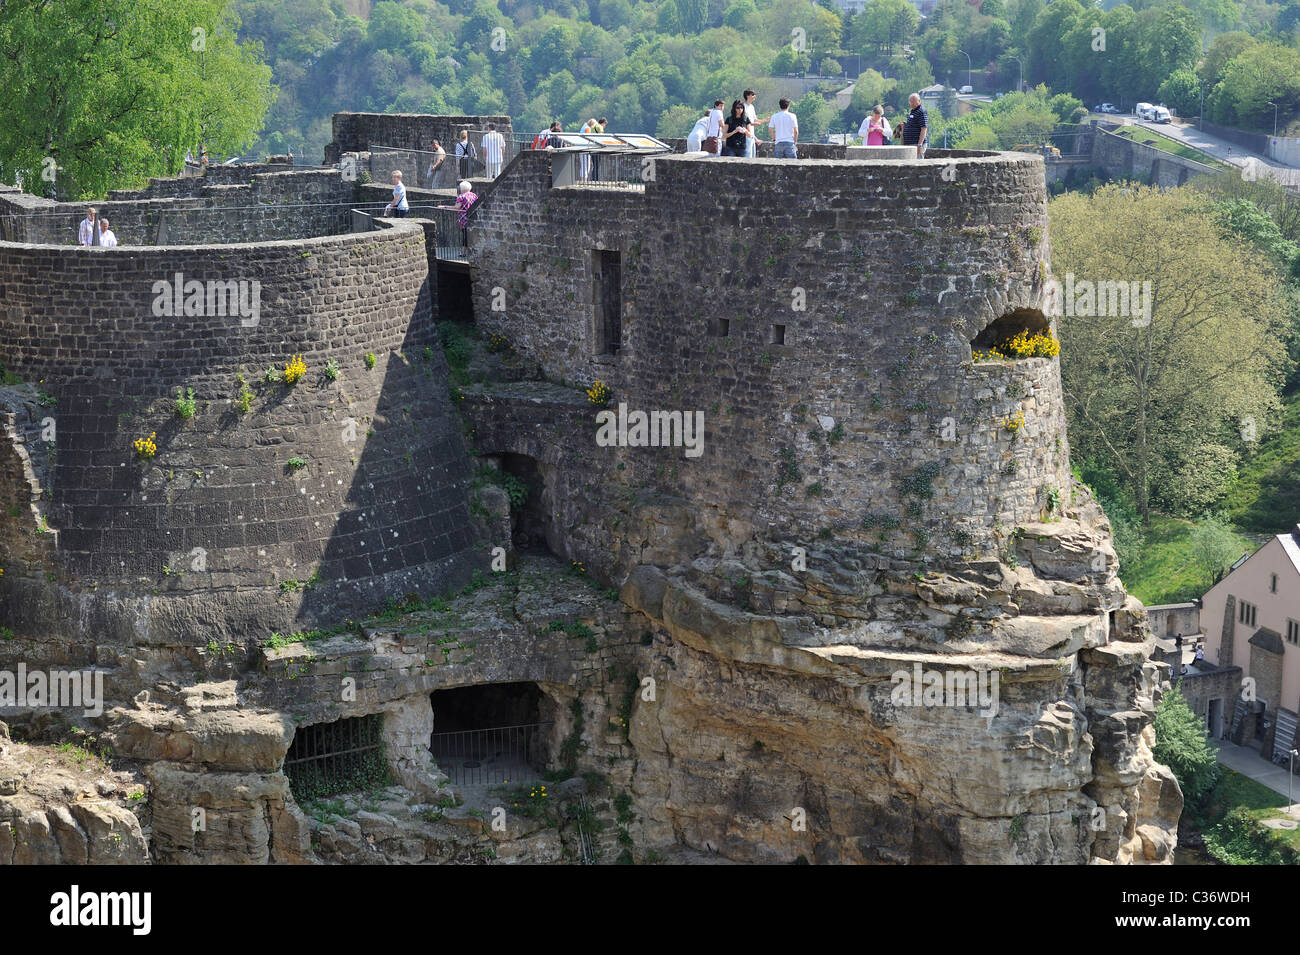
[616,497,1181,863]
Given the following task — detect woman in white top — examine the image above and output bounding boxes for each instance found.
[859,106,892,146]
[97,217,118,247]
[384,170,409,218]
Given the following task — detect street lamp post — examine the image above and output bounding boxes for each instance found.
[957,49,971,90]
[1267,101,1279,138]
[1290,749,1298,808]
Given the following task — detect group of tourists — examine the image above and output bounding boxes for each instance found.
[686,90,930,159]
[687,91,790,157]
[414,123,509,191]
[76,207,118,247]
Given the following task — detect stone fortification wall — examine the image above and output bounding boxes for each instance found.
[0,218,478,645]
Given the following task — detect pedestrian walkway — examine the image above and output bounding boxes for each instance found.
[1214,739,1298,801]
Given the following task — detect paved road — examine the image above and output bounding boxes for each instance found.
[1096,113,1300,187]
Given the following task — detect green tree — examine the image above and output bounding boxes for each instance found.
[369,2,423,50]
[855,0,919,56]
[1198,32,1254,91]
[1157,69,1202,118]
[1050,184,1289,519]
[502,58,528,116]
[658,103,702,137]
[0,0,274,198]
[1075,458,1145,573]
[772,46,811,74]
[848,69,895,114]
[939,85,957,121]
[1280,3,1300,35]
[791,90,834,141]
[527,24,581,85]
[1207,43,1300,132]
[597,0,633,30]
[1152,684,1220,808]
[1187,514,1249,591]
[723,0,758,31]
[1026,0,1084,92]
[675,0,708,33]
[886,54,935,110]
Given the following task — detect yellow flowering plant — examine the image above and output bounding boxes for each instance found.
[586,380,611,405]
[134,432,157,458]
[972,330,1060,362]
[283,354,307,385]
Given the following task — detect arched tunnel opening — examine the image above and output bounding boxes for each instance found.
[500,452,558,556]
[429,682,555,787]
[970,308,1052,354]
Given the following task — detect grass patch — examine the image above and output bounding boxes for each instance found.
[1112,125,1231,169]
[1120,513,1256,605]
[1195,768,1300,862]
[1222,391,1300,533]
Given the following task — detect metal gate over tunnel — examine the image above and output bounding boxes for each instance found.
[284,714,389,801]
[430,682,552,787]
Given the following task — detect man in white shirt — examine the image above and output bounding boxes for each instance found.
[97,217,118,248]
[742,89,764,158]
[769,99,798,159]
[481,123,506,178]
[78,207,99,246]
[687,110,709,152]
[706,100,725,156]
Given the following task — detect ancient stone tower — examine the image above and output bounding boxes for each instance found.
[0,119,1181,865]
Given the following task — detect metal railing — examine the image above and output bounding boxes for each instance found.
[284,714,387,800]
[429,206,471,261]
[429,721,553,787]
[565,151,651,190]
[370,144,460,190]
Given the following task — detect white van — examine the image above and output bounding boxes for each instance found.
[1152,105,1172,123]
[1135,102,1155,120]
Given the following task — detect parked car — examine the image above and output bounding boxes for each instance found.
[959,85,973,94]
[1094,103,1120,113]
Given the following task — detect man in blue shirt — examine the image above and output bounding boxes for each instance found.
[901,94,929,159]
